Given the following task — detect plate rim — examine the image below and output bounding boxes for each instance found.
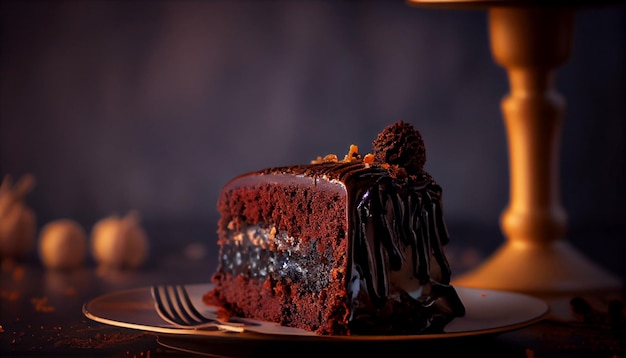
[83,283,549,341]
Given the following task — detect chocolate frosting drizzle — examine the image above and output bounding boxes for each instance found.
[352,172,450,303]
[349,167,465,333]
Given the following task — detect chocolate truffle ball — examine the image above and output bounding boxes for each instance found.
[372,121,426,176]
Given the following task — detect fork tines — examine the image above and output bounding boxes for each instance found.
[150,285,244,332]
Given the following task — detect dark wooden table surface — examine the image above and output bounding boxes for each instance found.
[1,225,624,358]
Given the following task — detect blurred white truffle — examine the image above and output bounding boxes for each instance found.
[91,211,149,270]
[0,174,37,259]
[38,219,87,270]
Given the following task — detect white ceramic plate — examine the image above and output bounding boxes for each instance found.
[83,283,548,341]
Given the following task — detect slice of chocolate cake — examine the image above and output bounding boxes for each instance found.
[204,121,465,335]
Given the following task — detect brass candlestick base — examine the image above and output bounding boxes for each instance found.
[408,1,622,295]
[454,240,621,295]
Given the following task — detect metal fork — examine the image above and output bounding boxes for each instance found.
[150,285,244,333]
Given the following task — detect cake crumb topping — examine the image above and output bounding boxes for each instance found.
[311,154,340,164]
[311,144,364,164]
[343,144,360,162]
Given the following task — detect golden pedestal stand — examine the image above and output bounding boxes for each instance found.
[408,1,622,296]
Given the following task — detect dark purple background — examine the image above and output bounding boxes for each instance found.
[1,1,624,278]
